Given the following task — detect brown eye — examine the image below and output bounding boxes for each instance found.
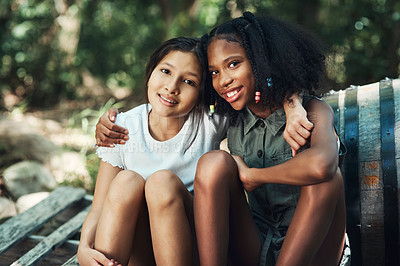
[210,70,218,76]
[228,61,239,68]
[184,79,196,86]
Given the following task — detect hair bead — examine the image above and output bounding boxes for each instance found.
[255,91,261,103]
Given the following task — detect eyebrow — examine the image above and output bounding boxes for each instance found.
[208,55,243,69]
[160,62,200,79]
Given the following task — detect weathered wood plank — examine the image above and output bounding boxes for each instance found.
[358,82,381,161]
[393,79,400,254]
[0,186,85,254]
[62,254,79,266]
[10,205,90,266]
[359,161,385,264]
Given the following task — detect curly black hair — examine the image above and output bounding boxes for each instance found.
[202,12,326,119]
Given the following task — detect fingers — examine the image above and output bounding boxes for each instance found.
[95,124,128,147]
[232,155,244,166]
[97,123,128,140]
[291,147,298,157]
[95,109,129,147]
[99,112,128,135]
[300,116,314,131]
[284,115,314,155]
[292,117,313,139]
[109,259,122,266]
[284,132,300,154]
[90,249,113,266]
[108,106,120,122]
[93,252,122,266]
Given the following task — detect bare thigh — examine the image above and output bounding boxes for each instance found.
[95,170,146,265]
[194,150,262,266]
[145,170,197,266]
[311,170,346,266]
[128,203,155,266]
[277,168,346,266]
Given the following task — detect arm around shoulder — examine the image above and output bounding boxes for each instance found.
[246,98,339,187]
[298,98,339,181]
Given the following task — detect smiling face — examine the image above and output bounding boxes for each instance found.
[147,51,201,119]
[207,38,257,112]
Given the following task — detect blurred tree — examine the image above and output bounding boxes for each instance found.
[0,0,399,110]
[0,0,82,108]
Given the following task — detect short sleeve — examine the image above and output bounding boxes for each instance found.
[96,145,124,169]
[210,113,229,140]
[95,112,128,169]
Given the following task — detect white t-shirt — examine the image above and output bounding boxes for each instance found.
[97,104,229,191]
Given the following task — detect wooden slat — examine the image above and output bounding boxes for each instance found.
[62,254,79,266]
[392,79,400,258]
[357,82,385,264]
[11,205,90,266]
[0,186,86,254]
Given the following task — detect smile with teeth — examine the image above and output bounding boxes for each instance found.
[159,94,178,104]
[227,90,239,98]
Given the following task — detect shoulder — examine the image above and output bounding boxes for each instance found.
[305,97,334,116]
[209,113,229,128]
[115,104,148,126]
[119,104,148,117]
[304,98,335,131]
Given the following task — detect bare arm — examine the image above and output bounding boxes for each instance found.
[77,161,122,266]
[95,106,129,147]
[283,94,314,156]
[235,99,338,191]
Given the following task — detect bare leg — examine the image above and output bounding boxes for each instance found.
[276,169,346,266]
[311,169,346,266]
[127,202,156,266]
[95,170,147,265]
[194,150,262,266]
[145,170,197,266]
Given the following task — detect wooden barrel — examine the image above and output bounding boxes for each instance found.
[322,78,400,266]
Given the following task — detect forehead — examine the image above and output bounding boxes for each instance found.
[207,39,247,64]
[160,51,201,72]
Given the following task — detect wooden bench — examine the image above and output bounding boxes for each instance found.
[0,186,91,265]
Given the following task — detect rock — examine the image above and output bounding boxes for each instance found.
[47,151,92,188]
[16,192,50,213]
[0,197,17,220]
[3,161,57,199]
[0,119,60,167]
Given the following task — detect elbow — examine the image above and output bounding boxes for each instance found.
[310,154,338,182]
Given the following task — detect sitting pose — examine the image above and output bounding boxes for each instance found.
[80,35,312,266]
[77,37,228,266]
[193,12,349,266]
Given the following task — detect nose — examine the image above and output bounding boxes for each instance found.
[218,71,233,89]
[166,77,180,95]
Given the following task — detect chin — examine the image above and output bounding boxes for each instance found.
[229,101,245,111]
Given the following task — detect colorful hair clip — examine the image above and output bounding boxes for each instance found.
[267,77,273,87]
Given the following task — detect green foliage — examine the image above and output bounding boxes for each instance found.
[0,0,79,107]
[85,151,100,194]
[68,98,125,135]
[0,0,399,111]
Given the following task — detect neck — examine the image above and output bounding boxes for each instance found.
[148,110,187,141]
[248,102,281,119]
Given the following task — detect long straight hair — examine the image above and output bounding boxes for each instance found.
[144,37,208,153]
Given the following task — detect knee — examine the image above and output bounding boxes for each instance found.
[107,170,145,207]
[302,169,344,205]
[145,170,183,210]
[194,150,237,191]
